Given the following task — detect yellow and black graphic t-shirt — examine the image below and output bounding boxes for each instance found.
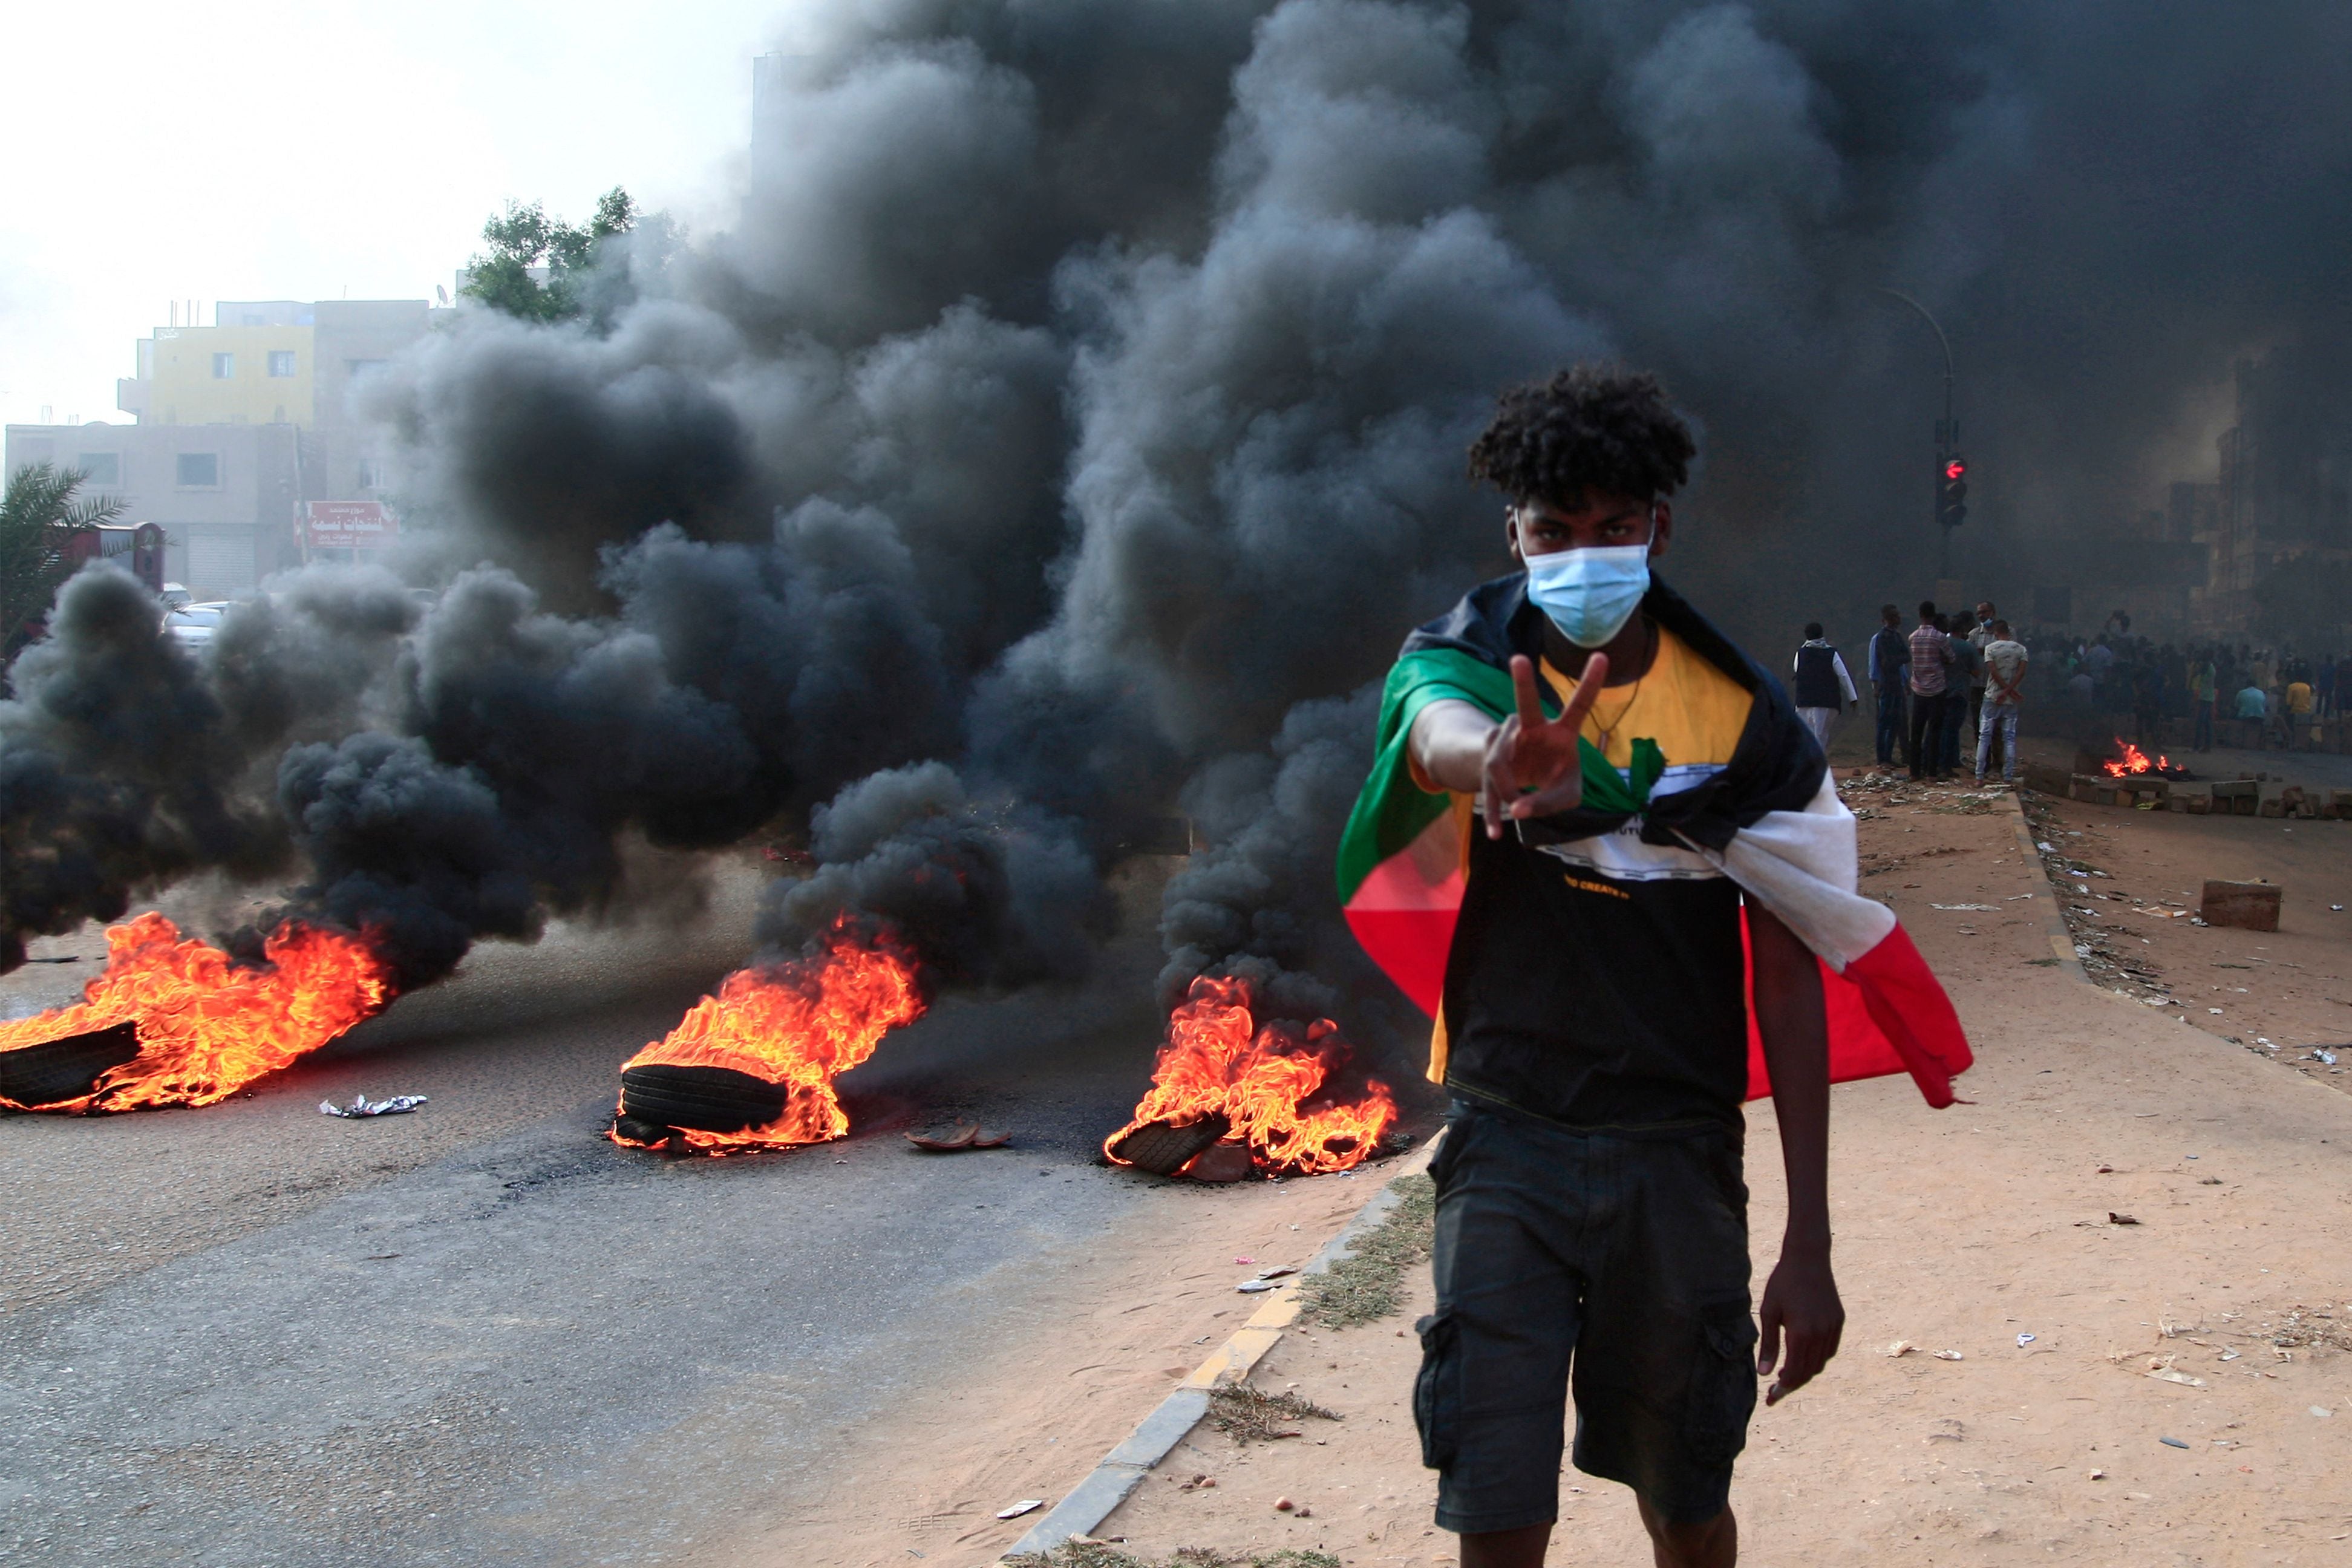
[1438,626,1760,1130]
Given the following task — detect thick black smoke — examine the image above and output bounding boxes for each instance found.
[5,0,2351,1050]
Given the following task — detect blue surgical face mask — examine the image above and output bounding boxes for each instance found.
[1521,541,1652,648]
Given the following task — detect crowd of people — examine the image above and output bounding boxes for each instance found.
[2019,627,2348,754]
[1790,601,2351,780]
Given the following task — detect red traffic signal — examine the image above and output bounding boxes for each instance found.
[1943,457,1967,481]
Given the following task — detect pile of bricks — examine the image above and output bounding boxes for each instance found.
[2033,768,2352,819]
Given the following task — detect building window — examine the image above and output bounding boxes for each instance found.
[212,353,235,379]
[358,461,381,491]
[76,452,120,485]
[176,452,220,488]
[268,350,296,377]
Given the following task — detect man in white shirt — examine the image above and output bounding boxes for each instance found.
[1974,620,2028,785]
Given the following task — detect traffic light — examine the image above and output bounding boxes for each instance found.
[1937,454,1968,530]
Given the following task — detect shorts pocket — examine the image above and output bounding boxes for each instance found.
[1681,1305,1759,1468]
[1413,1310,1460,1471]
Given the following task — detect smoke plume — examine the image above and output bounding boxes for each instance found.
[5,0,2351,1054]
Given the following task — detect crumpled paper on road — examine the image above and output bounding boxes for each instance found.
[319,1093,428,1118]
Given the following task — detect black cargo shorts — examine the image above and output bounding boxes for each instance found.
[1414,1097,1758,1534]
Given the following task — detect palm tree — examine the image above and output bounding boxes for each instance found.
[0,462,127,663]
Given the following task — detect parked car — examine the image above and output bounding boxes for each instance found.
[163,603,230,652]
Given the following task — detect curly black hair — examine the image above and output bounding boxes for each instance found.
[1466,364,1696,508]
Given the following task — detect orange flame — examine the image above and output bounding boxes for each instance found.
[612,920,924,1155]
[0,912,394,1112]
[1105,975,1397,1177]
[2102,738,2173,778]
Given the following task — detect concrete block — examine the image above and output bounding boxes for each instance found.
[2201,880,2281,932]
[2235,793,2258,815]
[2173,783,2212,814]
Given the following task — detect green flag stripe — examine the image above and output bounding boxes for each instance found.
[1335,648,1661,904]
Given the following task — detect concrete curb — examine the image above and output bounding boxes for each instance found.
[2008,789,2091,982]
[998,1137,1440,1562]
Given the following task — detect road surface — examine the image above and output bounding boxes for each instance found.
[0,858,1208,1566]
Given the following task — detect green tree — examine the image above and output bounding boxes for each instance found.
[0,462,126,662]
[461,187,639,323]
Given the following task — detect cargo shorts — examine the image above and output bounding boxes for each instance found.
[1414,1097,1759,1533]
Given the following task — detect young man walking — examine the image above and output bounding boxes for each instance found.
[1867,605,1908,768]
[1906,604,1952,780]
[1335,367,1970,1568]
[1975,619,2027,785]
[1791,622,1857,754]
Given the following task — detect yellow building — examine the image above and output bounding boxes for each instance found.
[143,322,315,428]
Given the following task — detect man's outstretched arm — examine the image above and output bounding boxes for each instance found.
[1747,902,1844,1405]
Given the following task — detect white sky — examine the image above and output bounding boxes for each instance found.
[0,0,801,429]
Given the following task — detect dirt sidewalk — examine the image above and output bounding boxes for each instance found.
[1061,783,2352,1567]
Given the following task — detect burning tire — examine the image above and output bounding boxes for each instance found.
[619,1063,790,1135]
[0,1022,142,1110]
[1109,1114,1232,1177]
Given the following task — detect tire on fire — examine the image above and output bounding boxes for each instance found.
[618,1063,790,1135]
[0,1022,142,1109]
[1109,1114,1232,1177]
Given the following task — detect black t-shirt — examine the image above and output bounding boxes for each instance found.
[1440,825,1749,1130]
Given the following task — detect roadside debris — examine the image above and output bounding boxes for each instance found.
[2160,1436,2191,1449]
[1207,1385,1338,1443]
[1888,1339,1918,1357]
[1236,1264,1299,1293]
[1932,1348,1965,1361]
[904,1123,1013,1152]
[319,1093,426,1117]
[2109,1212,2141,1225]
[996,1499,1044,1520]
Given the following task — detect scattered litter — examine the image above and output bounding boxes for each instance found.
[2314,1406,2336,1419]
[2088,1468,2106,1480]
[2037,841,2057,852]
[1932,1349,1965,1361]
[2109,1212,2140,1226]
[2148,1370,2206,1388]
[1888,1340,1918,1357]
[1234,1256,1255,1266]
[1238,1279,1279,1293]
[1930,903,1998,912]
[995,1500,1044,1520]
[2017,1333,2038,1347]
[905,1123,1013,1152]
[2334,905,2345,913]
[2316,1050,2340,1066]
[319,1094,426,1118]
[1274,1497,1295,1512]
[2220,1349,2239,1361]
[2160,1436,2191,1449]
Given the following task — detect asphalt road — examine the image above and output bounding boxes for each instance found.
[0,859,1194,1566]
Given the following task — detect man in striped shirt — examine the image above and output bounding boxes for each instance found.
[1906,603,1953,782]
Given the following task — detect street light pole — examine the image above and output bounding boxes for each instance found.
[1878,287,1958,578]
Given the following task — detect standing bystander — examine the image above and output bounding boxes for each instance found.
[1975,619,2028,785]
[1867,606,1908,768]
[1940,616,1977,775]
[1907,603,1952,781]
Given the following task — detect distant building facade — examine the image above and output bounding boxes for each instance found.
[2,298,441,598]
[1,420,302,598]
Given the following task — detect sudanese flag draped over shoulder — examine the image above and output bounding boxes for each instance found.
[1334,572,1973,1108]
